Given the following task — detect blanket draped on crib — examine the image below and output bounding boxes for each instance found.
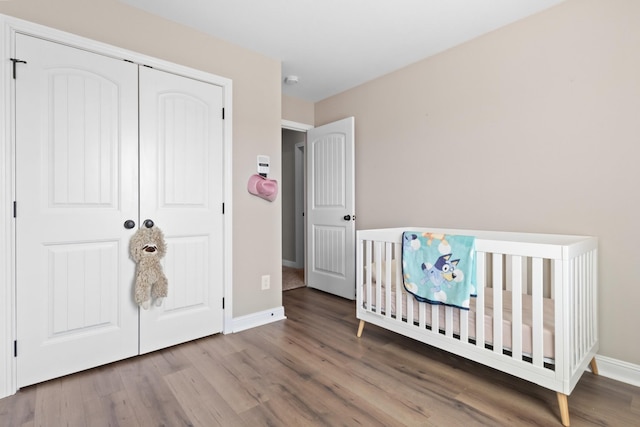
[401,231,477,310]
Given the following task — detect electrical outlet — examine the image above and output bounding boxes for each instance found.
[261,275,270,290]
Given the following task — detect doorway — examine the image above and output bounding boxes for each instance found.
[282,129,305,269]
[280,118,356,299]
[282,126,307,291]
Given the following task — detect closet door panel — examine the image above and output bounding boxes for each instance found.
[15,34,139,387]
[138,67,224,354]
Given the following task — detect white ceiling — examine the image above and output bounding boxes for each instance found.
[120,0,566,102]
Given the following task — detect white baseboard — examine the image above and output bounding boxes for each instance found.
[282,259,298,268]
[594,355,640,388]
[230,306,286,333]
[282,260,303,269]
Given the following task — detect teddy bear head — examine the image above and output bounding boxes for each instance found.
[130,226,167,263]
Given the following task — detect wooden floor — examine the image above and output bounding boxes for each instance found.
[1,288,639,426]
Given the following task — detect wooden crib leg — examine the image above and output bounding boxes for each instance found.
[589,357,599,375]
[557,393,570,427]
[356,320,366,337]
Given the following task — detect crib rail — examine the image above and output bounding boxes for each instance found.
[356,227,598,395]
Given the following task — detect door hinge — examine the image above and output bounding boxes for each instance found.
[13,201,16,218]
[14,340,17,357]
[222,108,225,120]
[10,58,27,79]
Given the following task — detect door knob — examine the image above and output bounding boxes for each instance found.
[343,215,351,221]
[143,219,154,228]
[124,220,136,229]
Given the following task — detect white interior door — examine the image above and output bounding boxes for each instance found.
[138,67,224,354]
[15,34,140,387]
[306,117,355,299]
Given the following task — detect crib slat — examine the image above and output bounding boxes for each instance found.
[431,303,438,332]
[460,308,469,343]
[357,238,363,309]
[572,254,586,369]
[384,242,393,319]
[492,254,503,355]
[511,256,523,362]
[475,252,486,349]
[577,256,584,365]
[365,239,372,312]
[522,257,530,295]
[585,253,593,349]
[395,242,403,325]
[588,250,598,347]
[532,257,544,367]
[445,307,454,337]
[406,285,414,326]
[569,258,576,369]
[583,257,589,365]
[553,258,566,378]
[375,241,382,315]
[581,252,596,362]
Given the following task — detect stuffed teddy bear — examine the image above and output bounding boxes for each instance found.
[130,226,168,309]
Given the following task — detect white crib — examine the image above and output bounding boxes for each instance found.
[356,227,598,426]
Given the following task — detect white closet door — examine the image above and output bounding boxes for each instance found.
[138,67,224,353]
[15,34,140,387]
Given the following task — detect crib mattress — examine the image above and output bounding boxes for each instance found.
[362,284,555,360]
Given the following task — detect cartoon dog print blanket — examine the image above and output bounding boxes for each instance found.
[402,231,477,310]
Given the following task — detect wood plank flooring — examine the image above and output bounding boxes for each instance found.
[1,287,639,426]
